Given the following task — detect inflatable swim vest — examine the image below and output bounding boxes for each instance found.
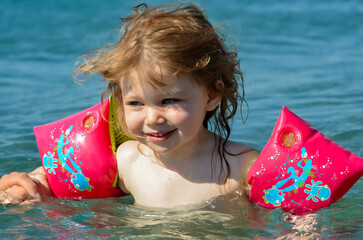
[247,107,363,214]
[33,96,131,198]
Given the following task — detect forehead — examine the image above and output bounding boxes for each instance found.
[120,63,197,90]
[120,68,201,95]
[121,63,168,87]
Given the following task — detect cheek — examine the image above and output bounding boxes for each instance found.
[123,110,142,133]
[169,104,206,127]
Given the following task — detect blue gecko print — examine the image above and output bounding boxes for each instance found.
[56,125,92,192]
[263,147,326,206]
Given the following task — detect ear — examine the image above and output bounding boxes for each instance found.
[206,80,224,111]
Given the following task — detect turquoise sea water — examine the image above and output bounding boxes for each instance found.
[1,0,362,239]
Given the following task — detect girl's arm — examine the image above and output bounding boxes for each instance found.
[116,141,140,195]
[228,141,259,196]
[0,166,52,204]
[242,149,260,196]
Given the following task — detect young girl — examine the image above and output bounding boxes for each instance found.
[0,3,259,208]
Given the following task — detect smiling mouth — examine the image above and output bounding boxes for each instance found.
[146,129,176,141]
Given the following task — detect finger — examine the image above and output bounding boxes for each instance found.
[6,185,29,204]
[30,173,52,196]
[0,186,28,205]
[0,190,8,204]
[0,172,40,199]
[29,167,52,196]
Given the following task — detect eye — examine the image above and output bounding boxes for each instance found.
[162,98,180,105]
[127,101,144,108]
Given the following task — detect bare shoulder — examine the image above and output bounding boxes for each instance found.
[116,140,139,155]
[225,140,260,178]
[116,140,141,166]
[116,141,141,176]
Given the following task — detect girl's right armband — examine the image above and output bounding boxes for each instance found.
[33,96,131,199]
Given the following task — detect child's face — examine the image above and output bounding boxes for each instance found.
[120,73,215,155]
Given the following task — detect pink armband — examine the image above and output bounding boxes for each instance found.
[34,97,128,198]
[247,107,362,214]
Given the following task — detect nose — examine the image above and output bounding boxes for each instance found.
[145,107,165,125]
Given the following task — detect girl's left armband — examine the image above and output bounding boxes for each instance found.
[247,107,363,214]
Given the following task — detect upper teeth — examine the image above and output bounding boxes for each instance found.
[152,133,165,137]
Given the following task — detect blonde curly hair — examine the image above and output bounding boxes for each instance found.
[74,2,247,184]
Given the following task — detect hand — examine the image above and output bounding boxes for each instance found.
[0,185,29,205]
[0,167,52,205]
